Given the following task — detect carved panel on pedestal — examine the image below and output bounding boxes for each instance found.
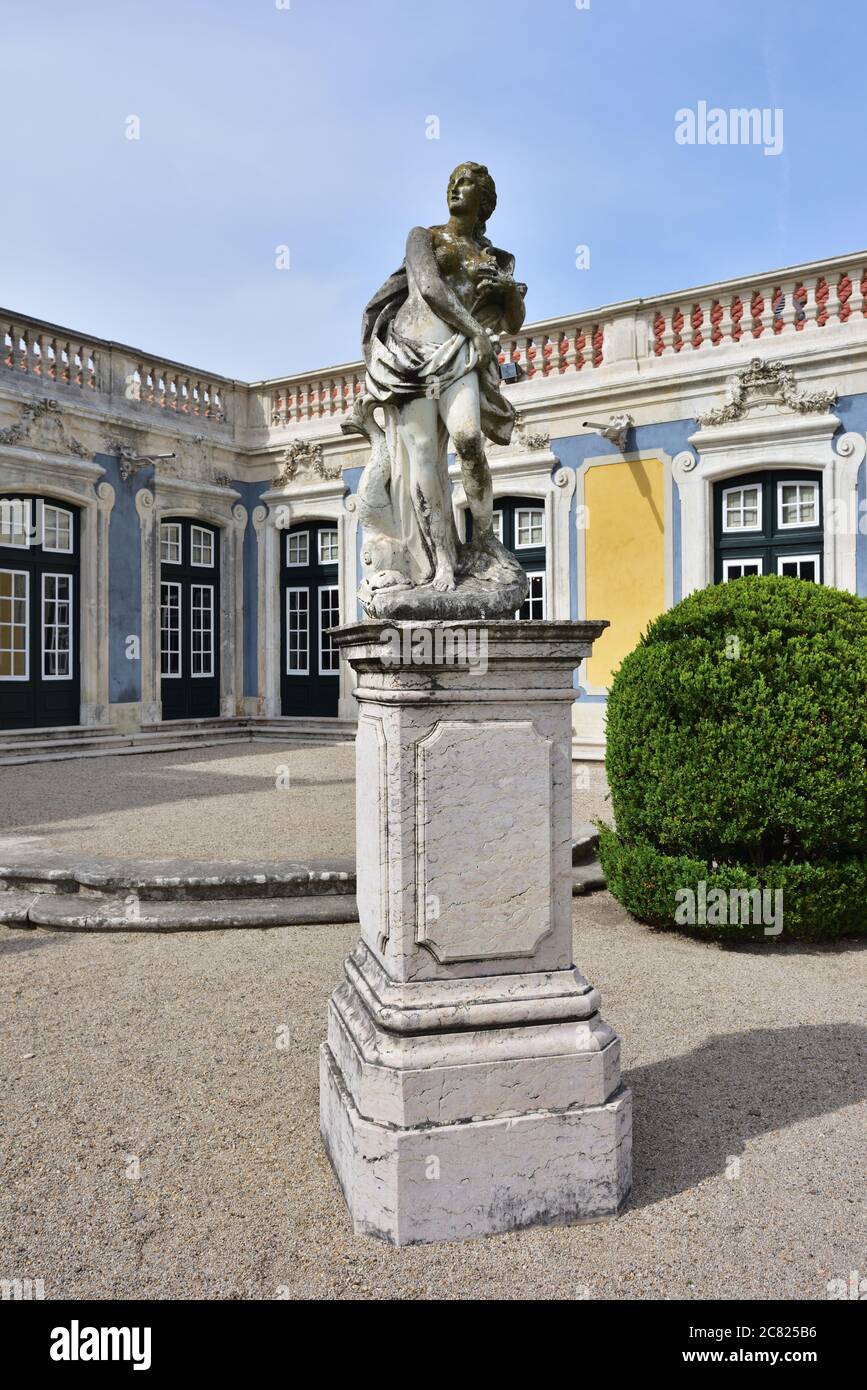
[415,720,553,964]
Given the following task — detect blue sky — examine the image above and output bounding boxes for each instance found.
[2,0,865,380]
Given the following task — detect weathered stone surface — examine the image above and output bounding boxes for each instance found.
[26,893,359,932]
[366,572,527,622]
[0,890,39,924]
[320,620,631,1243]
[0,855,356,901]
[321,1044,631,1245]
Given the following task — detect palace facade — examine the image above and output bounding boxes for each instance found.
[2,248,866,759]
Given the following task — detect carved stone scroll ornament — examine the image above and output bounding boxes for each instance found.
[274,438,341,487]
[697,357,837,427]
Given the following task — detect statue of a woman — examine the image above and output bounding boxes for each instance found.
[343,162,529,619]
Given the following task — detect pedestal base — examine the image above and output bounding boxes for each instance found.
[321,1043,631,1245]
[320,621,632,1245]
[319,942,632,1245]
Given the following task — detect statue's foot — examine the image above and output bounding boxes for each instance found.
[432,562,456,592]
[460,529,523,582]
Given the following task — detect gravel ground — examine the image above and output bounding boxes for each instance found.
[0,742,612,861]
[1,894,864,1301]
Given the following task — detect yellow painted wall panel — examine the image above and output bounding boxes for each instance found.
[585,458,665,687]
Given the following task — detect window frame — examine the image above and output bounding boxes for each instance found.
[41,572,73,680]
[41,503,74,555]
[776,553,821,581]
[0,498,33,550]
[514,506,545,550]
[721,483,763,534]
[160,521,183,566]
[190,583,215,678]
[286,531,310,568]
[285,586,309,675]
[721,557,764,581]
[318,584,340,675]
[517,570,547,620]
[777,479,820,531]
[317,528,339,566]
[190,524,215,569]
[0,567,30,681]
[160,580,182,679]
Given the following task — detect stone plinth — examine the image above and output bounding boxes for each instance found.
[320,620,632,1244]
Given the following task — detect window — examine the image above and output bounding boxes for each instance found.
[160,582,181,677]
[287,531,309,567]
[191,525,215,568]
[777,554,820,582]
[518,572,546,620]
[0,498,32,549]
[515,508,545,549]
[0,569,28,679]
[42,574,72,678]
[722,558,762,581]
[190,585,215,676]
[42,505,73,553]
[319,586,340,673]
[722,485,762,532]
[318,529,339,565]
[286,588,308,673]
[160,522,182,565]
[492,511,503,542]
[778,481,819,529]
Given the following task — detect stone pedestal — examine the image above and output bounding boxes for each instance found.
[320,620,632,1245]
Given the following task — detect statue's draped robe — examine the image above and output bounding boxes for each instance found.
[358,242,517,587]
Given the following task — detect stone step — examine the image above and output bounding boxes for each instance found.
[571,824,600,866]
[0,855,356,901]
[572,861,607,895]
[4,892,359,933]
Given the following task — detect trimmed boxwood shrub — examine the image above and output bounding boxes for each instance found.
[598,575,867,941]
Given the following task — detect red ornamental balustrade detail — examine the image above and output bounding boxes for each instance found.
[838,273,852,321]
[691,303,704,349]
[672,307,684,352]
[793,282,807,330]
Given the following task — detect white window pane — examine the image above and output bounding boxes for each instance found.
[287,532,309,566]
[492,512,503,542]
[0,499,31,548]
[160,582,181,676]
[0,569,28,679]
[516,509,544,547]
[160,523,182,564]
[287,589,309,672]
[517,572,546,620]
[318,529,339,564]
[191,584,214,676]
[191,525,214,567]
[43,505,73,553]
[319,586,340,672]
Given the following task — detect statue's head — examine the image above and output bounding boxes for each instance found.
[447,162,497,239]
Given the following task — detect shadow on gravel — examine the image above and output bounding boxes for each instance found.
[0,930,67,955]
[626,1023,867,1208]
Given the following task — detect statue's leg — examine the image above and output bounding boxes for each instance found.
[440,374,493,538]
[396,394,457,591]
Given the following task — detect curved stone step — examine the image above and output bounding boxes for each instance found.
[572,861,607,895]
[0,855,356,900]
[572,824,600,866]
[24,893,360,933]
